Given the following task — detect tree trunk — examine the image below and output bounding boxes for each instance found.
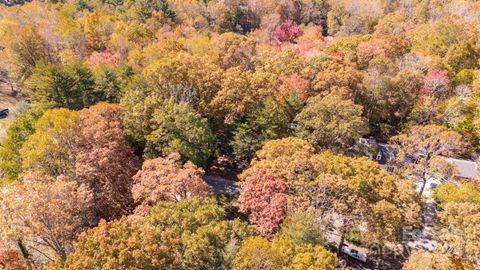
[17,239,29,259]
[418,160,430,196]
[17,239,35,269]
[337,230,345,252]
[418,177,427,196]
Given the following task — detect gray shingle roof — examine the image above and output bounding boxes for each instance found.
[447,158,479,179]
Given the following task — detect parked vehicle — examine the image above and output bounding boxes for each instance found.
[0,108,9,119]
[341,245,368,263]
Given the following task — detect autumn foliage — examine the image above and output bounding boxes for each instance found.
[1,0,480,268]
[0,172,93,262]
[422,69,450,96]
[0,248,29,270]
[132,152,211,215]
[86,50,120,68]
[239,169,288,238]
[75,103,140,220]
[273,20,304,44]
[279,74,309,101]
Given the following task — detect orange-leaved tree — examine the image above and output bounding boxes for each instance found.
[75,103,140,221]
[132,152,212,215]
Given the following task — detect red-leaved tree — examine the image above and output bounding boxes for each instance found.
[421,69,451,97]
[273,20,303,43]
[132,153,212,216]
[279,73,310,101]
[0,248,29,270]
[75,103,140,221]
[238,169,288,238]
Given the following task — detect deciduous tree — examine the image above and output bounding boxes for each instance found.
[311,152,422,252]
[120,76,160,153]
[75,103,140,221]
[307,56,362,96]
[278,74,309,101]
[145,197,253,269]
[232,236,285,270]
[358,58,422,137]
[143,52,222,114]
[273,20,303,44]
[421,69,451,98]
[0,172,93,263]
[231,98,290,163]
[0,109,43,183]
[0,24,49,80]
[64,218,180,270]
[66,197,252,269]
[232,236,337,270]
[210,32,256,70]
[132,153,212,215]
[390,124,466,195]
[411,69,452,124]
[295,94,368,150]
[356,36,410,68]
[437,201,480,265]
[374,12,414,36]
[434,182,480,265]
[238,169,288,237]
[0,248,29,270]
[146,100,215,167]
[444,40,480,74]
[210,67,259,124]
[240,137,318,183]
[280,210,325,246]
[20,108,80,178]
[254,47,305,80]
[290,245,337,270]
[86,50,120,68]
[402,251,456,270]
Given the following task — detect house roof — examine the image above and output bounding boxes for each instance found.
[377,143,396,165]
[354,138,479,179]
[447,158,479,179]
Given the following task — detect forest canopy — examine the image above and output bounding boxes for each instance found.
[0,0,480,269]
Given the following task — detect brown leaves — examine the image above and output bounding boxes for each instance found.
[392,124,467,159]
[0,248,29,270]
[0,172,93,263]
[64,218,181,270]
[75,103,140,221]
[390,125,467,191]
[132,153,212,216]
